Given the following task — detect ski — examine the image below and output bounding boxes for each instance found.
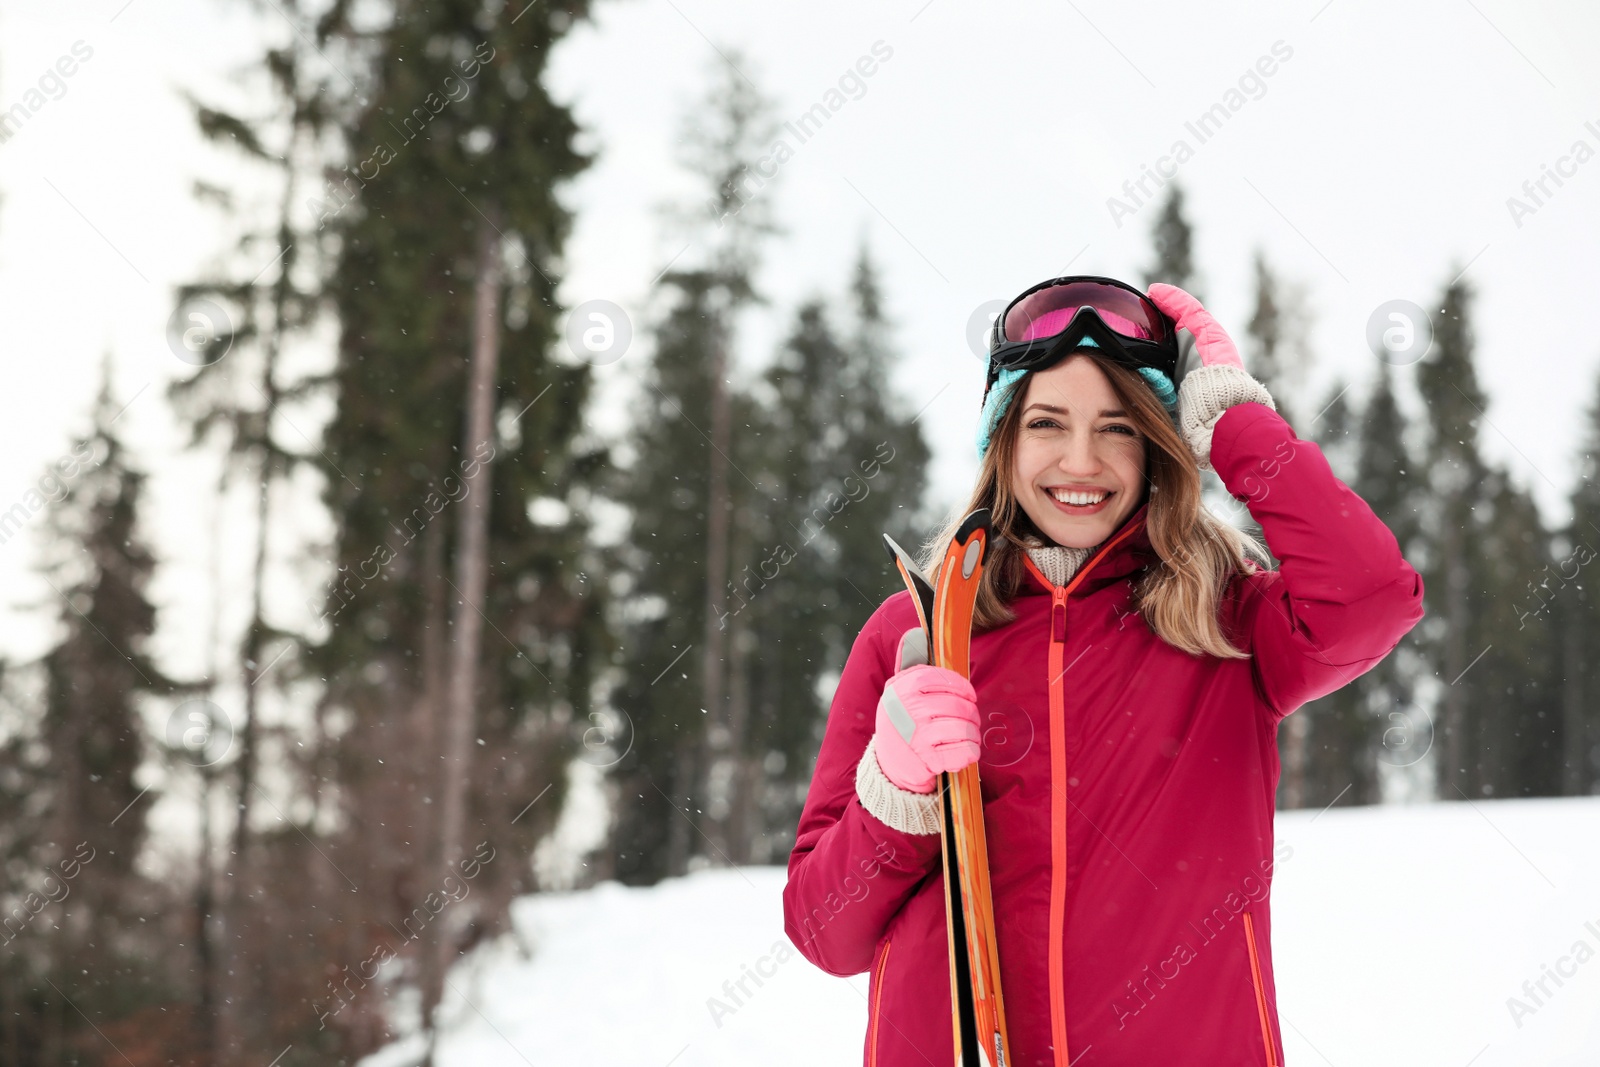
[883,511,1010,1067]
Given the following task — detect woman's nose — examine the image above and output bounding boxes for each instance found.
[1056,428,1102,475]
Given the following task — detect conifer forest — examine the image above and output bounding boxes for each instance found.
[0,1,1597,1063]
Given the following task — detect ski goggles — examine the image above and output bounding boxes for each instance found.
[984,276,1179,398]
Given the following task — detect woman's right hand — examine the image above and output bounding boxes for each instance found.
[873,629,982,794]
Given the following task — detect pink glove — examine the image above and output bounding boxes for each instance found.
[873,629,981,794]
[1147,282,1275,470]
[1146,283,1244,369]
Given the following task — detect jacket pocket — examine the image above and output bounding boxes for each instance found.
[868,937,892,1067]
[1240,910,1278,1067]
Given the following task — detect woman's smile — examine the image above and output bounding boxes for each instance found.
[1043,483,1115,514]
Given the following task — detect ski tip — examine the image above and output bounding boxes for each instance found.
[882,534,927,579]
[953,508,992,544]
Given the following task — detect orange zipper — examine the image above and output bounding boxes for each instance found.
[1045,582,1070,1065]
[1025,522,1143,1067]
[1241,911,1278,1067]
[868,938,892,1067]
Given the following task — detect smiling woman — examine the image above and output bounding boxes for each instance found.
[784,276,1426,1066]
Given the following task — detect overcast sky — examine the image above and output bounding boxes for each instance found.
[2,0,1599,670]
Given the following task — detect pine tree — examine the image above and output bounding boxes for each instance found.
[307,0,603,1056]
[9,362,184,1064]
[607,55,779,882]
[1412,276,1565,801]
[1143,185,1196,295]
[1415,278,1491,799]
[1239,252,1301,559]
[829,247,933,657]
[1295,377,1361,809]
[1244,249,1320,442]
[686,58,784,868]
[1298,364,1422,807]
[172,2,352,1053]
[1245,250,1303,430]
[1142,184,1215,450]
[1354,365,1429,798]
[607,271,731,884]
[1356,364,1421,550]
[738,247,930,861]
[1471,469,1560,796]
[1560,369,1600,795]
[1311,376,1356,480]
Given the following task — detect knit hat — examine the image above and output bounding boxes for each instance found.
[975,332,1179,461]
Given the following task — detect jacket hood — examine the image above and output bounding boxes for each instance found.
[1017,499,1155,598]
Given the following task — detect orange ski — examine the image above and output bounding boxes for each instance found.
[883,511,1010,1067]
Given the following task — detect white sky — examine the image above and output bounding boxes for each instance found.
[2,0,1599,677]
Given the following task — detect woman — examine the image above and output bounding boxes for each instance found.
[781,277,1424,1066]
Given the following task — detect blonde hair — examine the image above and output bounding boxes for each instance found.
[922,352,1267,658]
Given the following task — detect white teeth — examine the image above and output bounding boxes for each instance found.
[1050,488,1108,506]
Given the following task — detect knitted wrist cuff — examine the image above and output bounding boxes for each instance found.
[1177,365,1275,471]
[855,737,942,836]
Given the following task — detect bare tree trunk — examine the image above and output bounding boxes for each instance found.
[697,324,733,866]
[426,210,502,1057]
[188,462,230,1066]
[196,764,217,1066]
[221,449,270,1062]
[414,506,449,1030]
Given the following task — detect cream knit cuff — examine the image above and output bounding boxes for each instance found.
[855,737,942,836]
[1177,365,1276,471]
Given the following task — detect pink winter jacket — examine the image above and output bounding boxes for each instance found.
[782,402,1425,1066]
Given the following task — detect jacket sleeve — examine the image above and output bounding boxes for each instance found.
[1209,402,1425,719]
[782,593,945,976]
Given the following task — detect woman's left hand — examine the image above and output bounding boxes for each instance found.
[1145,282,1275,470]
[1146,283,1243,368]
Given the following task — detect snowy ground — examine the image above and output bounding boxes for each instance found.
[365,797,1600,1066]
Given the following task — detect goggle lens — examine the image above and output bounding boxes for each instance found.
[1001,281,1167,346]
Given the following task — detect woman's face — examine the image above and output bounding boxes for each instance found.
[1009,355,1149,550]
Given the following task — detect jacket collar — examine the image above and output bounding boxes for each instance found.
[1018,501,1154,597]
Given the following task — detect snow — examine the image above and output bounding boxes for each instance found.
[367,796,1600,1066]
